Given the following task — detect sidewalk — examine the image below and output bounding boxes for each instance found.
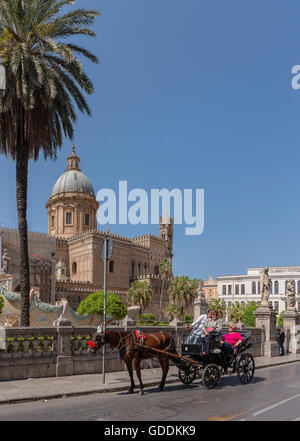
[0,353,299,405]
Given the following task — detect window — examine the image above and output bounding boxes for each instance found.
[275,302,279,311]
[298,302,300,313]
[235,284,239,295]
[241,284,245,295]
[144,265,147,275]
[270,281,273,294]
[285,281,288,293]
[252,282,256,294]
[154,266,159,275]
[51,216,55,228]
[258,281,260,294]
[298,281,300,294]
[131,262,135,276]
[72,262,77,275]
[66,212,72,225]
[109,261,115,273]
[138,263,141,275]
[228,285,232,295]
[222,285,226,295]
[275,281,279,294]
[85,214,90,226]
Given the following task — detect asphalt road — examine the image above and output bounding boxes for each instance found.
[1,362,300,421]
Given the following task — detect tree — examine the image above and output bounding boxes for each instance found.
[0,294,3,316]
[164,302,181,322]
[228,302,245,325]
[0,0,99,325]
[168,276,199,322]
[128,280,153,320]
[158,257,172,321]
[277,310,285,327]
[208,298,227,319]
[242,301,259,327]
[77,291,127,321]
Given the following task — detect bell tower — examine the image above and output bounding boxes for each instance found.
[159,210,174,261]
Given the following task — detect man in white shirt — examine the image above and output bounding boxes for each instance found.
[185,310,211,344]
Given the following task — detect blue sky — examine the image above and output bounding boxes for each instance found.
[0,0,299,280]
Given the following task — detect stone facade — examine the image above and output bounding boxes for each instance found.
[203,276,217,301]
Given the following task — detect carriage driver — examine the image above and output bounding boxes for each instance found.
[185,310,212,344]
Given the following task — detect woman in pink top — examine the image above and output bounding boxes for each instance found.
[220,323,243,363]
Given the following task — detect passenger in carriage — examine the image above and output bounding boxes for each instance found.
[220,323,243,363]
[201,310,223,355]
[185,309,211,344]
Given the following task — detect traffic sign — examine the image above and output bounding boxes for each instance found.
[101,236,113,261]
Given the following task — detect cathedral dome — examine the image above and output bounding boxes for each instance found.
[50,146,95,197]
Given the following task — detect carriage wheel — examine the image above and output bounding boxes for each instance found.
[178,367,196,384]
[202,364,221,389]
[236,353,255,384]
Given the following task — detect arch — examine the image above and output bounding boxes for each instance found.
[109,260,115,273]
[72,261,77,275]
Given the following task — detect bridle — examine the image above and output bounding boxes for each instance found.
[88,326,133,355]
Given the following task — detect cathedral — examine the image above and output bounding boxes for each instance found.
[0,147,174,316]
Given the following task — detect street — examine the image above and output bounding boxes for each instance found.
[0,362,300,421]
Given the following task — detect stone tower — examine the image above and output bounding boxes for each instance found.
[46,146,99,239]
[159,210,174,261]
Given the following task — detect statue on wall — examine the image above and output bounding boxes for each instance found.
[287,280,296,309]
[260,267,271,306]
[1,249,11,274]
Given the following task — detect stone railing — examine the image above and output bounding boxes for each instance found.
[0,325,263,381]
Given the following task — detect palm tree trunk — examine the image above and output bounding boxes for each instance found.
[16,146,30,327]
[159,278,165,322]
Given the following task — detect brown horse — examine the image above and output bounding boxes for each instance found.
[88,326,177,395]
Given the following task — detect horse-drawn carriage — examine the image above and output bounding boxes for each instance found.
[88,327,255,394]
[176,330,255,389]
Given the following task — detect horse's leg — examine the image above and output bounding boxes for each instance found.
[124,356,135,394]
[158,355,169,392]
[133,353,144,395]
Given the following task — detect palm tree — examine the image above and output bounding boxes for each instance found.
[128,280,153,321]
[207,298,227,319]
[228,302,245,327]
[0,0,99,325]
[158,257,172,322]
[168,276,199,322]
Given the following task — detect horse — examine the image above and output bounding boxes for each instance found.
[88,326,177,395]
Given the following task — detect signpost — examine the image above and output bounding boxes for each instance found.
[101,236,113,384]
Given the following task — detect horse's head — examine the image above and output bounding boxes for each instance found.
[87,325,106,355]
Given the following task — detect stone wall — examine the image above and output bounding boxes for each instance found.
[0,326,263,381]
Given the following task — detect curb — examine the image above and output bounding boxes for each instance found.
[0,358,299,406]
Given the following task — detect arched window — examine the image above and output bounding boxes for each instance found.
[72,262,77,275]
[257,281,260,295]
[109,261,115,273]
[275,281,279,294]
[252,281,256,294]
